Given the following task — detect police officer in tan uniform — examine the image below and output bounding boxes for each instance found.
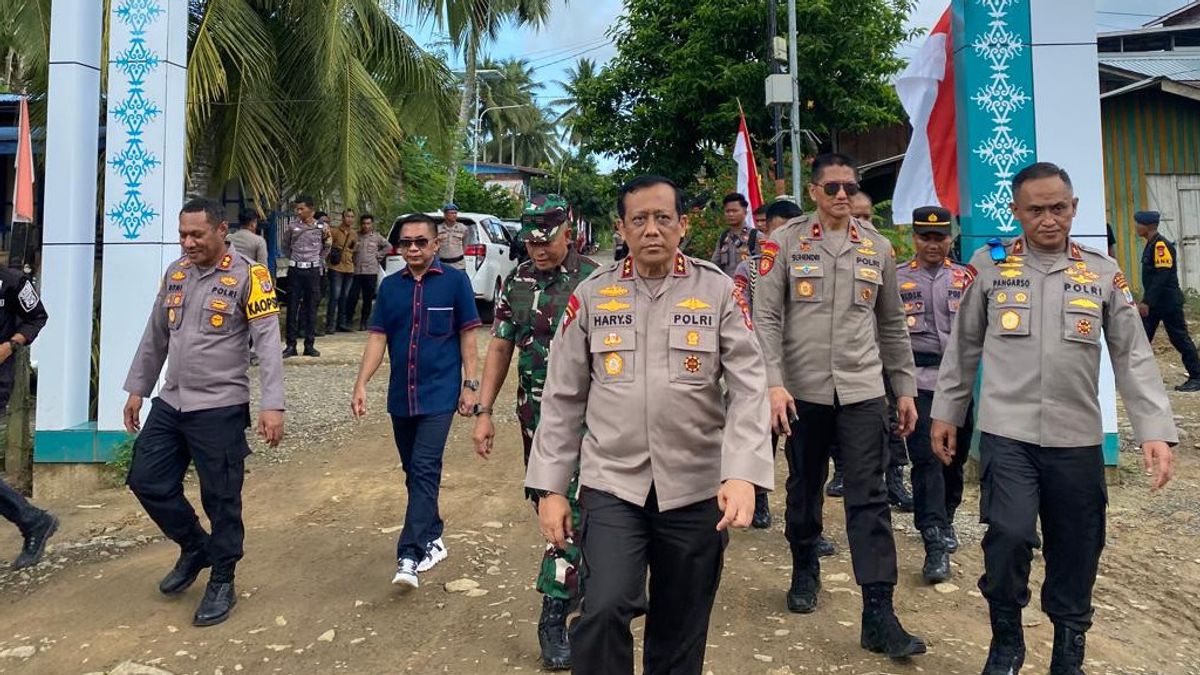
[528,175,773,675]
[123,198,286,628]
[438,203,471,271]
[755,153,925,659]
[932,163,1177,675]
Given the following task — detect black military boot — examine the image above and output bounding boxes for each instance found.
[944,524,960,553]
[159,546,211,595]
[751,492,772,529]
[1049,624,1086,675]
[886,467,914,512]
[281,344,298,358]
[825,468,845,498]
[1176,378,1200,392]
[817,535,837,557]
[193,580,237,627]
[920,527,951,584]
[13,511,58,570]
[537,595,571,671]
[982,604,1025,675]
[303,343,321,357]
[860,583,926,658]
[786,549,820,614]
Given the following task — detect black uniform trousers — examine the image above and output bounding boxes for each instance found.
[126,399,251,582]
[977,432,1106,632]
[907,390,973,531]
[345,274,378,328]
[285,266,321,348]
[572,486,727,675]
[784,397,896,585]
[0,356,41,534]
[1143,303,1200,379]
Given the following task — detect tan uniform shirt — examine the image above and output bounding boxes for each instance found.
[328,225,357,274]
[226,228,269,265]
[438,221,470,270]
[897,258,970,392]
[526,252,774,511]
[124,249,286,412]
[932,237,1178,447]
[754,215,917,405]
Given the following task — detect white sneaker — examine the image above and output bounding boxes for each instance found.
[416,538,448,573]
[392,558,419,589]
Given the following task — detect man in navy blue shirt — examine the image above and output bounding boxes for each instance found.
[352,213,481,589]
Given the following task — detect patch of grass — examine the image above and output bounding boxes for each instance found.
[104,437,137,486]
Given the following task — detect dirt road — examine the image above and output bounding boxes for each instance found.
[0,331,1198,675]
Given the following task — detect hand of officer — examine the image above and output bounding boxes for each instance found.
[472,414,495,459]
[895,396,918,438]
[1142,440,1174,490]
[0,341,12,366]
[258,410,284,448]
[769,386,797,436]
[351,384,368,418]
[123,395,144,433]
[538,493,573,550]
[458,389,478,417]
[1137,302,1150,318]
[930,419,957,466]
[716,479,755,531]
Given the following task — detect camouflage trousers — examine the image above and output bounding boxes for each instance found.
[522,426,582,602]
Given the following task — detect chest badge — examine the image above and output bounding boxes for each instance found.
[996,291,1008,303]
[597,299,631,312]
[1000,269,1023,279]
[1000,310,1021,331]
[1075,319,1093,337]
[686,330,700,347]
[604,352,624,376]
[860,287,873,302]
[798,241,813,253]
[676,297,711,311]
[599,284,629,297]
[906,315,917,327]
[900,281,917,290]
[171,271,186,281]
[220,276,238,287]
[683,355,702,373]
[797,280,814,298]
[1069,298,1100,310]
[210,314,225,328]
[1015,292,1028,303]
[167,308,176,323]
[603,332,622,347]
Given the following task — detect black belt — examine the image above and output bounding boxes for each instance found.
[441,255,464,263]
[913,351,942,368]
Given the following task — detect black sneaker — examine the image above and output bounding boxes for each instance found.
[13,512,58,570]
[886,467,914,512]
[159,546,211,595]
[282,345,298,358]
[825,470,845,498]
[751,493,772,529]
[193,580,237,627]
[1175,378,1200,392]
[303,346,321,357]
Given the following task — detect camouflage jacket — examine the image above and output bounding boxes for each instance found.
[493,249,599,430]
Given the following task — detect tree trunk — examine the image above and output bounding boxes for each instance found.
[445,39,477,203]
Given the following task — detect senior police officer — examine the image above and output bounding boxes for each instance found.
[754,153,925,659]
[123,198,286,627]
[896,206,975,584]
[437,203,471,271]
[0,268,57,570]
[528,175,773,675]
[472,197,598,671]
[281,195,330,357]
[932,162,1176,674]
[1134,209,1200,391]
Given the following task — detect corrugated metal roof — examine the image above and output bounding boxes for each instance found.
[1099,53,1200,81]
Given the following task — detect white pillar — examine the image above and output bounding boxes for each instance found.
[97,0,189,432]
[35,2,103,436]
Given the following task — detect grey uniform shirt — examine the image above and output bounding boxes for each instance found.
[754,215,917,405]
[124,250,286,412]
[438,221,471,270]
[897,259,969,392]
[526,252,774,511]
[932,237,1177,448]
[227,228,269,265]
[354,231,389,276]
[281,220,331,264]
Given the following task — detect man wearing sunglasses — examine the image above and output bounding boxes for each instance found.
[754,153,924,659]
[351,213,481,590]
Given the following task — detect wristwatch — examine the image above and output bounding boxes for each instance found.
[463,379,480,391]
[472,404,493,416]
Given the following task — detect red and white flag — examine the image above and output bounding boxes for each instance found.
[893,7,959,222]
[12,95,34,224]
[734,106,764,229]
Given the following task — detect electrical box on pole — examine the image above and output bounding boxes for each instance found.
[765,74,793,107]
[772,36,788,63]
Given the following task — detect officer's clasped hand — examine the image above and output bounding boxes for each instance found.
[1142,440,1174,491]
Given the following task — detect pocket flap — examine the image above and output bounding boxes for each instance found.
[590,327,637,353]
[669,326,717,352]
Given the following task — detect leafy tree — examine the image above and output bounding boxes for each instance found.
[575,0,916,184]
[532,151,617,233]
[550,57,597,147]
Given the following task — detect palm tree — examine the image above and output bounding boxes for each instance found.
[550,57,595,147]
[0,0,49,118]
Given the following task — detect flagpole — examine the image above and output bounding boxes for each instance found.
[786,0,802,199]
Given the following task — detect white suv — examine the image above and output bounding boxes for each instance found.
[380,212,520,322]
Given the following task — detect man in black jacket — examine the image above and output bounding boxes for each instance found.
[1135,210,1200,392]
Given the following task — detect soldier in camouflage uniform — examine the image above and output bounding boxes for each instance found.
[472,195,598,671]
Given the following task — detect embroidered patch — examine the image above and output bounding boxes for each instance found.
[683,355,701,373]
[996,291,1008,303]
[1154,241,1173,269]
[210,313,224,328]
[246,264,280,321]
[860,287,873,302]
[603,332,622,347]
[686,330,700,347]
[219,254,233,270]
[1001,310,1021,331]
[220,276,238,287]
[759,240,780,276]
[797,280,814,298]
[597,299,632,312]
[1068,298,1100,310]
[1076,319,1093,336]
[563,294,581,328]
[900,281,917,290]
[604,352,624,376]
[676,297,711,311]
[598,284,629,297]
[17,282,39,313]
[906,315,917,327]
[171,271,186,281]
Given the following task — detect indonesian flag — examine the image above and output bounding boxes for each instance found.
[12,95,34,223]
[734,106,764,229]
[893,7,959,222]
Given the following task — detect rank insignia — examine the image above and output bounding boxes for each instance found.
[219,254,233,270]
[563,294,581,328]
[1000,269,1023,279]
[686,330,700,347]
[220,276,238,287]
[810,223,823,239]
[621,257,634,279]
[900,281,917,290]
[673,253,688,276]
[1011,239,1025,255]
[1069,298,1100,310]
[759,241,780,276]
[167,308,176,323]
[797,280,814,298]
[683,355,701,373]
[1069,242,1083,260]
[604,352,624,376]
[904,302,913,311]
[210,314,225,328]
[860,287,873,302]
[179,259,192,268]
[1000,310,1021,331]
[1015,292,1028,303]
[597,299,632,312]
[798,241,813,253]
[599,284,629,298]
[209,299,230,311]
[996,291,1008,303]
[963,264,977,287]
[848,223,860,242]
[676,297,711,311]
[171,271,186,281]
[906,315,917,327]
[1076,319,1093,336]
[603,332,622,347]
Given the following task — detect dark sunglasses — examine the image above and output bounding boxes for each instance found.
[816,181,860,197]
[396,237,430,249]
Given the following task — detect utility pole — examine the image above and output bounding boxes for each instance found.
[768,0,784,194]
[786,0,802,199]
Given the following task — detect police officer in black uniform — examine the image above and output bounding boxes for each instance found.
[1134,210,1200,391]
[0,267,56,569]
